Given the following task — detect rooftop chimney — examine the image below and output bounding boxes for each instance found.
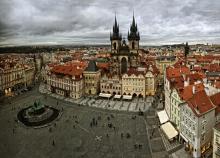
[192,85,195,94]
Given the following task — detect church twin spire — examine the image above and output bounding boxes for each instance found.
[128,12,140,41]
[111,13,140,41]
[110,14,122,41]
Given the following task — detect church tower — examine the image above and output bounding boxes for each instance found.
[127,14,140,54]
[110,15,122,54]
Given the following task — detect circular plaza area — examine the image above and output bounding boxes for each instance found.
[17,100,60,127]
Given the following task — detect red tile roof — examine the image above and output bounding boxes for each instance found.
[179,83,204,101]
[214,81,220,89]
[97,62,110,70]
[126,68,145,76]
[185,73,206,84]
[166,66,190,80]
[202,63,220,72]
[187,90,215,116]
[170,76,184,89]
[51,65,84,78]
[210,92,220,114]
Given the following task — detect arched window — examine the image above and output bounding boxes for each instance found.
[132,42,135,49]
[113,42,116,50]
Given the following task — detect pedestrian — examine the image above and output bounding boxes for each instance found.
[113,126,116,131]
[106,133,109,138]
[138,144,142,149]
[107,116,110,121]
[121,133,123,138]
[49,128,52,133]
[134,144,137,149]
[126,133,130,138]
[52,140,55,146]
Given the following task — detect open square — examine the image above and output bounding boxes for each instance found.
[0,88,160,158]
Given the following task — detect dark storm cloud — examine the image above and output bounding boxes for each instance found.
[0,0,220,46]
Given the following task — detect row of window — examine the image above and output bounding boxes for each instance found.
[0,72,24,85]
[101,85,121,90]
[123,87,144,92]
[85,83,95,87]
[49,81,82,91]
[182,116,196,131]
[182,127,195,142]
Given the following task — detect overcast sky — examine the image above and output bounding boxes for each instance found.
[0,0,220,46]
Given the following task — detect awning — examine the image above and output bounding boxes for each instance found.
[123,95,132,100]
[161,122,178,140]
[179,133,188,143]
[99,93,111,98]
[157,110,169,124]
[114,95,121,99]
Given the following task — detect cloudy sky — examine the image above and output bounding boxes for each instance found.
[0,0,220,46]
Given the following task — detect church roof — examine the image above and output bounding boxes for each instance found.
[85,60,98,72]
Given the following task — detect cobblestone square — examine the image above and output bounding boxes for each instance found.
[0,87,168,158]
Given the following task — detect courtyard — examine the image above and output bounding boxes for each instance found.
[0,86,169,158]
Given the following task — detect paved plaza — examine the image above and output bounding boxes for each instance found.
[39,84,153,113]
[0,86,170,158]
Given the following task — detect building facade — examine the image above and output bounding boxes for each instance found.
[100,74,122,95]
[0,63,35,96]
[84,60,101,95]
[122,72,145,98]
[179,90,215,158]
[46,65,84,99]
[213,123,220,158]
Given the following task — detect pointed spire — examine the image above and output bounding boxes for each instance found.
[128,11,140,41]
[114,13,117,27]
[110,13,122,41]
[132,10,135,26]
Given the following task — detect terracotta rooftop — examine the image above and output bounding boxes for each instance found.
[187,90,215,116]
[210,92,220,114]
[179,83,204,101]
[51,65,84,77]
[170,76,184,89]
[185,73,206,84]
[166,66,190,80]
[126,68,145,76]
[214,81,220,89]
[97,62,110,70]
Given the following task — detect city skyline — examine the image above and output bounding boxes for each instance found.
[0,0,220,46]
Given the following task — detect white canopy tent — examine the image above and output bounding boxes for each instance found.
[157,110,169,124]
[122,95,132,100]
[99,93,111,98]
[114,95,121,99]
[161,122,178,140]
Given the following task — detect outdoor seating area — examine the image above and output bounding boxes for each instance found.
[160,122,178,141]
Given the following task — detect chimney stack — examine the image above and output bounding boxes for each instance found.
[192,85,195,94]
